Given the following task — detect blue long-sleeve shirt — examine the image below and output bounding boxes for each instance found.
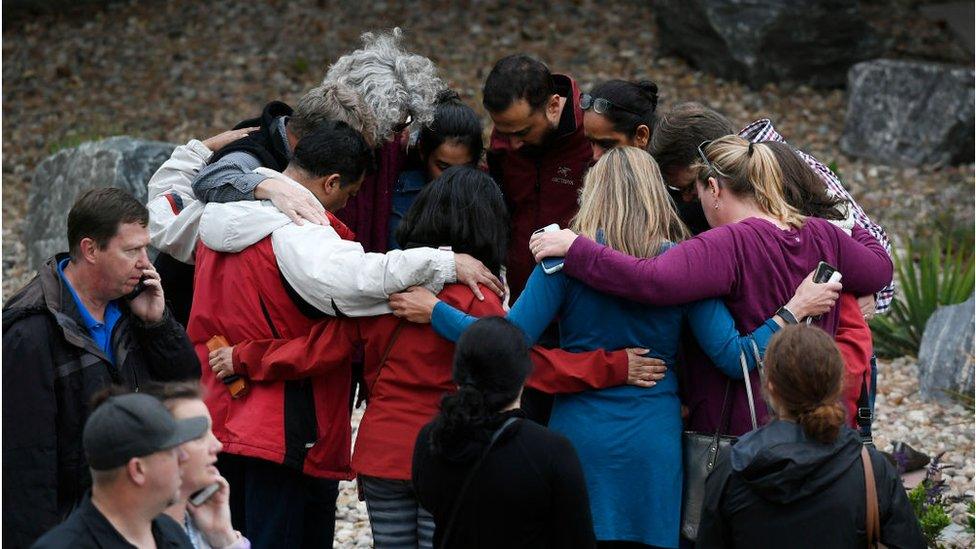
[432,266,781,379]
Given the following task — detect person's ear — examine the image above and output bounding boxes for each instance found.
[708,176,721,198]
[78,237,99,264]
[321,174,342,195]
[634,125,650,149]
[127,458,147,486]
[545,94,561,123]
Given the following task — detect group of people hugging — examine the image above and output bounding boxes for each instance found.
[4,27,926,549]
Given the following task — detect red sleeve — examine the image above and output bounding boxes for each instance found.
[527,347,629,394]
[834,293,873,428]
[232,319,360,381]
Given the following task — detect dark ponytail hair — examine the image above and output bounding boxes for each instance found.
[588,79,659,138]
[426,317,533,461]
[419,89,484,168]
[763,325,847,444]
[395,165,509,275]
[764,141,846,221]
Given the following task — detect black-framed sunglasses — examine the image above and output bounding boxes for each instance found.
[392,113,414,134]
[580,94,642,117]
[696,140,730,179]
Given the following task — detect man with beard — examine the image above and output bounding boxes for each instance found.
[32,393,206,548]
[482,55,594,424]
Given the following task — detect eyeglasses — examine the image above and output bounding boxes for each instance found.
[392,113,413,134]
[580,94,642,117]
[696,140,730,179]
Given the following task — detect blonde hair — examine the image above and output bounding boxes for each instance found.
[694,135,806,228]
[572,147,688,258]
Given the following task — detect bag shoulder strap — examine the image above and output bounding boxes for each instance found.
[438,417,520,548]
[366,320,405,399]
[861,445,882,548]
[739,350,759,431]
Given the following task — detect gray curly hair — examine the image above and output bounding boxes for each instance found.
[324,28,444,144]
[291,81,379,147]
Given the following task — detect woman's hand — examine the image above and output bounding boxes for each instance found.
[857,294,877,321]
[209,346,236,380]
[390,287,440,323]
[626,348,667,388]
[784,270,843,321]
[454,253,504,300]
[529,228,579,263]
[202,127,259,152]
[254,177,329,226]
[186,476,239,549]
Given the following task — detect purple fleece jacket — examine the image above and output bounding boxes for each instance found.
[563,217,893,434]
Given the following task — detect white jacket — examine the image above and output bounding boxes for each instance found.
[146,139,212,263]
[198,167,456,317]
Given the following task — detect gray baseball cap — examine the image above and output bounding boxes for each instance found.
[83,393,208,471]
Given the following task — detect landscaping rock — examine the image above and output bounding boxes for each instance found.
[26,137,175,269]
[841,59,975,167]
[650,0,881,88]
[917,295,975,403]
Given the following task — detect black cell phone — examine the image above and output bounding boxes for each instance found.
[812,261,838,284]
[125,275,149,301]
[189,483,220,506]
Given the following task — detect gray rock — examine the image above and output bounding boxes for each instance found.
[917,295,975,403]
[27,137,176,269]
[650,0,881,88]
[841,59,975,167]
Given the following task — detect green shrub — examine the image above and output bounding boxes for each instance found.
[906,454,953,548]
[870,235,974,358]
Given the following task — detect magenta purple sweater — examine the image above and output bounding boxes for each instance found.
[564,217,894,434]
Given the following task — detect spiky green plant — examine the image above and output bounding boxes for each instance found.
[870,236,974,358]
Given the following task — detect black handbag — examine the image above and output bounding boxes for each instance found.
[680,342,760,542]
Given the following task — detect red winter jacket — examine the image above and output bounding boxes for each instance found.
[487,74,593,299]
[835,293,873,428]
[186,214,357,480]
[232,284,630,481]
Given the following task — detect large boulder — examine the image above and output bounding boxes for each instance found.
[840,59,975,167]
[650,0,882,88]
[27,137,176,269]
[917,295,975,404]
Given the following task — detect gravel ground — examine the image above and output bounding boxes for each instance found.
[2,1,972,546]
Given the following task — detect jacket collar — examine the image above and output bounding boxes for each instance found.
[41,254,119,365]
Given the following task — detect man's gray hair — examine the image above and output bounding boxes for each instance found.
[292,81,379,147]
[324,28,443,143]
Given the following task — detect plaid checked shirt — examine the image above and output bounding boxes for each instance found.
[739,119,895,313]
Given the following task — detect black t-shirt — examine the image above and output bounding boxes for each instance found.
[412,410,596,549]
[32,495,192,549]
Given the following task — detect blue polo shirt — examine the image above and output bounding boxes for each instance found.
[57,258,122,364]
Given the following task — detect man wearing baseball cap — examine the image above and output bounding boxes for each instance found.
[32,393,207,548]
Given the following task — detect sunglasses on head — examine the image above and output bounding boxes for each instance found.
[392,113,414,134]
[580,94,642,117]
[696,140,731,179]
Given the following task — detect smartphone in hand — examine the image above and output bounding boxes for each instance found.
[125,275,149,301]
[807,261,842,325]
[189,483,221,506]
[532,223,564,274]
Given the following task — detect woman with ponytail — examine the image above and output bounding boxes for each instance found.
[581,79,659,161]
[412,317,596,549]
[697,325,923,549]
[529,135,893,436]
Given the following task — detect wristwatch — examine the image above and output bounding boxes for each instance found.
[776,306,799,325]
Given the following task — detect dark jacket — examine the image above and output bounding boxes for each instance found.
[412,410,596,549]
[208,100,293,171]
[3,255,199,549]
[487,74,593,300]
[31,494,192,549]
[698,420,925,549]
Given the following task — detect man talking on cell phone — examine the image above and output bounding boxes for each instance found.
[2,187,199,548]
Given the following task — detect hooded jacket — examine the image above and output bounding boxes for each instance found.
[2,256,198,548]
[487,74,592,300]
[697,420,925,548]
